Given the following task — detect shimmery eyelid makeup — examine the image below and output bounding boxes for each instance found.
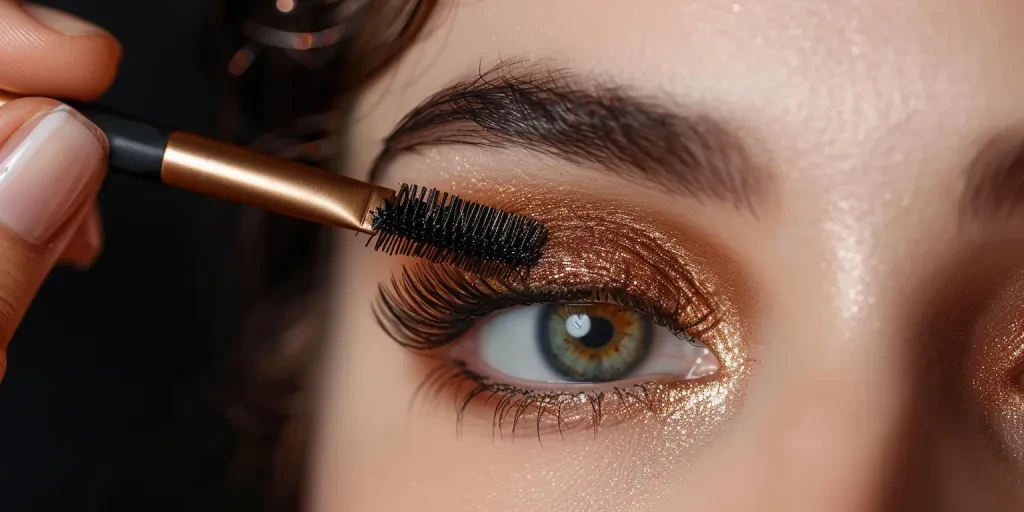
[962,260,1024,465]
[377,188,755,439]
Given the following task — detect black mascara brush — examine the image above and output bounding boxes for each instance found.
[370,184,547,267]
[0,92,548,270]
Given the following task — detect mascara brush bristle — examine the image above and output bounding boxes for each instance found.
[369,184,548,269]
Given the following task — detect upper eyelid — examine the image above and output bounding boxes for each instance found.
[371,180,751,361]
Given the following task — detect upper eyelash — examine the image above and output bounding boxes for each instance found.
[373,263,719,351]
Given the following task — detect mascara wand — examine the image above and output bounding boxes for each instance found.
[0,92,548,269]
[370,184,547,268]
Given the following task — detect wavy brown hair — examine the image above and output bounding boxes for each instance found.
[218,1,438,509]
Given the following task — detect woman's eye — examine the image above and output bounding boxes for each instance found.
[459,303,721,386]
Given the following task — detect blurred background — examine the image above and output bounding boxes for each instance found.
[0,1,345,509]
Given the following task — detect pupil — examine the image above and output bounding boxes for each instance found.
[575,315,615,349]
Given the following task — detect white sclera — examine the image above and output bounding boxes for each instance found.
[473,304,722,384]
[476,305,564,382]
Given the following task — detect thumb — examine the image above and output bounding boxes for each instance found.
[0,97,107,382]
[0,1,121,100]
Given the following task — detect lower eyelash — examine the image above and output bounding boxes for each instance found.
[411,360,664,442]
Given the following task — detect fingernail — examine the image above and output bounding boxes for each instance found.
[0,107,106,243]
[23,4,109,35]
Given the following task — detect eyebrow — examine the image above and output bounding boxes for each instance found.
[369,60,772,213]
[961,132,1024,220]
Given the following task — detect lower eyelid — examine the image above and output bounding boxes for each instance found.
[411,357,731,440]
[455,357,722,393]
[413,362,662,436]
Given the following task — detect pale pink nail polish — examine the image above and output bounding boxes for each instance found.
[0,107,106,243]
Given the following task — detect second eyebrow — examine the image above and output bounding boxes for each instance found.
[370,60,771,214]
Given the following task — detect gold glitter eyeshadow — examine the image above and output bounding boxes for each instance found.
[965,264,1024,465]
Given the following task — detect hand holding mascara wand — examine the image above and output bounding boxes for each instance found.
[0,92,547,383]
[0,0,544,389]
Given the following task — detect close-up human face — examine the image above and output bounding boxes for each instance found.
[312,1,1024,510]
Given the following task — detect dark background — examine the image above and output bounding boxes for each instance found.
[0,1,335,510]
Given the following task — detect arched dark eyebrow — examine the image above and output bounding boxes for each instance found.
[369,60,772,214]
